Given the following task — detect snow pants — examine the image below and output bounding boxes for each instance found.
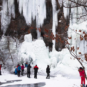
[0,70,1,75]
[34,72,37,78]
[18,70,20,77]
[27,71,30,78]
[21,69,24,76]
[47,73,50,78]
[81,76,85,85]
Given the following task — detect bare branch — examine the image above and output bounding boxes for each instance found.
[69,0,87,7]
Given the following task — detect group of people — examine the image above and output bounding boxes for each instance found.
[27,64,39,78]
[14,63,50,79]
[0,63,86,86]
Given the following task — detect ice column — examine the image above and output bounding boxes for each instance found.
[1,0,15,34]
[51,0,60,51]
[17,0,46,38]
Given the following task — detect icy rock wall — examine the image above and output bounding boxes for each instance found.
[17,0,47,38]
[1,0,15,34]
[0,36,19,53]
[0,36,20,69]
[1,0,46,34]
[51,0,60,51]
[17,0,46,28]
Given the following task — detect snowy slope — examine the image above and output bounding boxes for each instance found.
[19,34,50,69]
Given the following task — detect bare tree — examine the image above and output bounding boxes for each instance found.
[63,0,87,24]
[0,36,20,72]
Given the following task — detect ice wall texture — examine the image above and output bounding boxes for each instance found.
[17,0,46,28]
[1,0,15,34]
[68,21,87,60]
[19,34,50,69]
[51,0,59,51]
[1,0,46,34]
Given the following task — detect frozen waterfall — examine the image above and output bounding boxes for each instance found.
[17,0,46,27]
[1,0,15,34]
[51,0,60,51]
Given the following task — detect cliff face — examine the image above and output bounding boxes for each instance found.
[0,0,2,37]
[0,0,69,51]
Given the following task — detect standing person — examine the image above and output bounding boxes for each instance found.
[25,62,28,67]
[27,64,31,78]
[46,65,50,79]
[34,65,39,78]
[78,67,86,87]
[21,64,24,76]
[14,67,17,75]
[0,64,2,75]
[17,64,21,77]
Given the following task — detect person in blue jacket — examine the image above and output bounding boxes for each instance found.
[14,68,17,75]
[25,62,28,67]
[17,64,21,77]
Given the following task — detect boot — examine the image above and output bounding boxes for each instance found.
[81,84,83,87]
[83,84,85,87]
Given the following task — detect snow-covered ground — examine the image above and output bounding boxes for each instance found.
[0,73,84,87]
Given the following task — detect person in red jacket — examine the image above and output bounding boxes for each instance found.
[34,65,39,78]
[0,64,2,75]
[78,67,86,87]
[21,64,24,76]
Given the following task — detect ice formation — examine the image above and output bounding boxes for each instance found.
[1,0,15,34]
[51,0,60,51]
[1,0,46,38]
[68,20,87,60]
[17,0,46,27]
[66,0,87,60]
[19,34,50,69]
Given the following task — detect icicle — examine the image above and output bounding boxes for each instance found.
[1,0,15,34]
[51,0,60,51]
[17,0,46,27]
[17,0,46,38]
[63,0,69,19]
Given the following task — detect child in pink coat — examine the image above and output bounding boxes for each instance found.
[78,67,86,87]
[21,64,24,76]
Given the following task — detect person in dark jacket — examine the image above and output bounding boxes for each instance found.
[17,64,21,77]
[0,64,2,75]
[34,65,39,78]
[27,64,31,78]
[21,64,24,76]
[46,65,50,79]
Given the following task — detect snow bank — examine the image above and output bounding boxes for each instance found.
[49,49,82,78]
[19,34,50,69]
